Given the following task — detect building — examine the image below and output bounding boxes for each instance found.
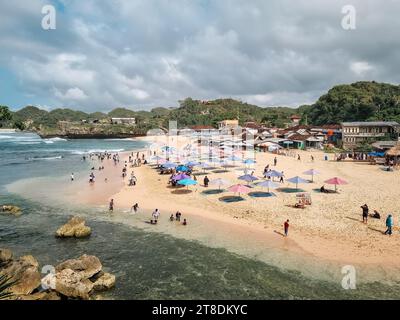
[342,121,400,149]
[110,118,136,125]
[218,119,239,130]
[290,115,301,127]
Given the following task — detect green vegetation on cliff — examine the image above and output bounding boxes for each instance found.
[301,81,400,125]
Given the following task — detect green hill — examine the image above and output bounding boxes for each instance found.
[301,81,400,125]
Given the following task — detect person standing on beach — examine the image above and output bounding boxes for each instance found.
[280,172,284,183]
[109,199,114,212]
[204,176,209,187]
[385,214,394,236]
[274,157,277,166]
[284,219,289,237]
[71,173,74,182]
[361,204,369,223]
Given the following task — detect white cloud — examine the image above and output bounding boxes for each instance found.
[350,61,373,76]
[54,87,88,100]
[1,0,400,111]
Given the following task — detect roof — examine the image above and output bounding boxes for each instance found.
[189,125,215,130]
[288,134,312,141]
[372,141,398,149]
[342,121,400,127]
[386,144,400,156]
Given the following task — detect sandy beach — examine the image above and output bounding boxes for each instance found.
[58,134,399,273]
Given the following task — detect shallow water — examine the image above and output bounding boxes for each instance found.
[1,132,400,299]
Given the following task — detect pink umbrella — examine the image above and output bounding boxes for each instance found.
[324,177,348,192]
[228,184,251,195]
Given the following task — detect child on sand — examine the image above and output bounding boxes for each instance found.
[361,204,369,223]
[385,214,393,236]
[183,219,187,226]
[284,219,289,237]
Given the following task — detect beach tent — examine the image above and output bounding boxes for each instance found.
[287,176,309,189]
[257,180,279,193]
[303,169,320,182]
[324,177,348,192]
[228,184,251,196]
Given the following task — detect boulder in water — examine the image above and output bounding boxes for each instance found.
[55,217,91,238]
[56,254,102,279]
[1,205,22,216]
[92,272,116,291]
[0,248,13,266]
[53,268,94,300]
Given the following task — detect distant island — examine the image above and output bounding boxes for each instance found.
[1,81,400,139]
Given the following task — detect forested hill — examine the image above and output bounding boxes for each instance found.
[2,81,400,133]
[300,81,400,125]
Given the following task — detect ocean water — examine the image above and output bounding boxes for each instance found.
[1,132,400,300]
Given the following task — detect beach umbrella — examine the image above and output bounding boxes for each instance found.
[162,162,177,169]
[324,177,348,192]
[243,159,256,165]
[185,161,200,167]
[198,162,211,172]
[176,165,190,172]
[266,170,283,178]
[238,174,259,183]
[257,180,279,193]
[151,156,165,165]
[226,155,241,163]
[228,184,251,195]
[177,178,198,189]
[173,173,190,181]
[287,176,309,189]
[210,178,231,190]
[303,169,320,182]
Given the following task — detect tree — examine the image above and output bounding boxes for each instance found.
[0,106,12,121]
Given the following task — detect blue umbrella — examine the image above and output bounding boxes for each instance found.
[238,174,259,183]
[185,161,200,167]
[257,180,279,192]
[287,176,309,189]
[243,159,256,165]
[266,170,283,178]
[177,178,198,189]
[162,162,177,169]
[176,165,190,172]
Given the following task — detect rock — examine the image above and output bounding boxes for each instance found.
[0,248,13,265]
[54,268,94,300]
[56,255,102,279]
[18,291,61,301]
[92,272,116,291]
[0,255,41,296]
[56,217,91,238]
[1,205,22,216]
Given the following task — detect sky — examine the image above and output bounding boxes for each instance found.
[1,0,399,112]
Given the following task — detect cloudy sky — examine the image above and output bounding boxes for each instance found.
[1,0,399,112]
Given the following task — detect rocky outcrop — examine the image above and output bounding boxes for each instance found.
[0,254,41,296]
[1,205,22,216]
[92,272,116,291]
[0,249,115,300]
[56,254,102,279]
[56,217,91,238]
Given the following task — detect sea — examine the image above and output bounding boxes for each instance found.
[1,131,399,300]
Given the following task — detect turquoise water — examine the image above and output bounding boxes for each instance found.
[1,132,400,299]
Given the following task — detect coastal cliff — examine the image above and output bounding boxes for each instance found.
[33,122,147,139]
